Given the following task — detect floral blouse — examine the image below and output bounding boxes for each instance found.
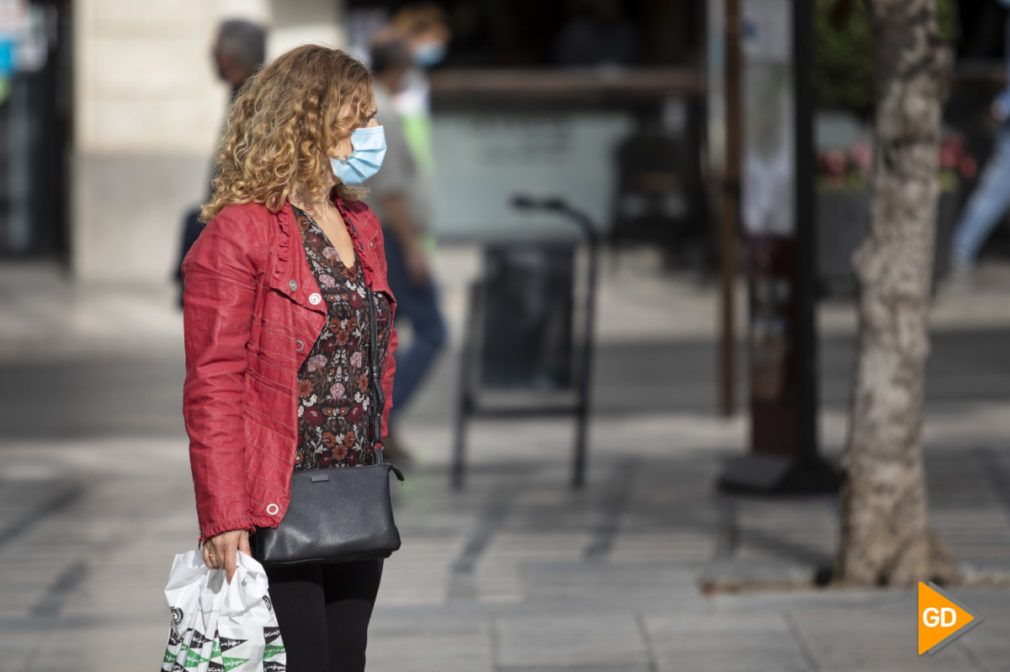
[292,206,392,470]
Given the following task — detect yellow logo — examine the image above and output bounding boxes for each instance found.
[918,581,982,655]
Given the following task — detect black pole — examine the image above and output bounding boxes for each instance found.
[570,208,598,489]
[451,283,479,490]
[720,0,741,418]
[717,0,839,495]
[793,0,819,464]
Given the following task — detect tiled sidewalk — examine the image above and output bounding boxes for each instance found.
[2,425,1010,671]
[2,257,1010,670]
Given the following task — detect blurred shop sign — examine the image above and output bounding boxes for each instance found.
[0,0,48,78]
[0,37,13,77]
[433,112,629,241]
[742,0,790,63]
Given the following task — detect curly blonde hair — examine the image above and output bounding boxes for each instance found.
[201,45,374,222]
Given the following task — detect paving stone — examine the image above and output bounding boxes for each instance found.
[519,562,704,610]
[498,662,654,666]
[643,611,810,672]
[494,612,652,669]
[369,608,495,670]
[21,623,165,672]
[368,636,493,672]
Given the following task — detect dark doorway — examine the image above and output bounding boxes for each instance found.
[0,0,72,261]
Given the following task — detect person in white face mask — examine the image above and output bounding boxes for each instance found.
[950,0,1010,283]
[389,2,450,174]
[362,34,448,465]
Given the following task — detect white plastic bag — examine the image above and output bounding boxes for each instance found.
[161,549,286,672]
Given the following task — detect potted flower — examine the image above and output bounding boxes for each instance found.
[815,132,975,296]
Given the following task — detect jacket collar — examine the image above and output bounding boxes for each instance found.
[270,194,378,289]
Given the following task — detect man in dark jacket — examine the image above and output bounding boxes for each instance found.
[175,19,266,307]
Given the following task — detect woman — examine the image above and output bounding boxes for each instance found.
[181,45,398,672]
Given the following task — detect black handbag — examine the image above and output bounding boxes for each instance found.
[251,228,404,566]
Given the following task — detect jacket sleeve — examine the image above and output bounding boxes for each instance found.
[374,225,397,441]
[181,210,258,543]
[381,318,398,441]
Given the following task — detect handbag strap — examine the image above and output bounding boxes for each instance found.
[343,214,385,464]
[362,279,385,463]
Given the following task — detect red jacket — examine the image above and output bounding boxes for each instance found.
[181,197,397,543]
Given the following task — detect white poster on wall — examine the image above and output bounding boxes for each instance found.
[741,0,795,236]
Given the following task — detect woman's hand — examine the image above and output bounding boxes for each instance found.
[203,529,252,582]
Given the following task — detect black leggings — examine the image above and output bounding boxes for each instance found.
[264,559,383,672]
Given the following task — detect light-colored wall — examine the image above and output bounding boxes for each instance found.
[71,0,344,282]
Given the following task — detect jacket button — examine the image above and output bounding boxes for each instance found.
[289,279,298,291]
[309,292,322,305]
[294,339,305,352]
[266,503,279,515]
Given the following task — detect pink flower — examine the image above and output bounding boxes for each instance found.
[329,382,345,399]
[824,149,847,177]
[849,143,872,172]
[307,354,327,372]
[350,351,363,368]
[939,146,958,170]
[318,274,335,289]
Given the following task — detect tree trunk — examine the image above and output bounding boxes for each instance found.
[834,0,957,587]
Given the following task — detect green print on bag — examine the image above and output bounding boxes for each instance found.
[170,642,189,662]
[184,648,209,668]
[162,649,178,666]
[221,656,251,671]
[263,644,285,660]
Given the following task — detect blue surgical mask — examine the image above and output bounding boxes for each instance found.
[413,42,447,68]
[330,126,386,184]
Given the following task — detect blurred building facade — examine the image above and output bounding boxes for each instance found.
[4,0,1004,282]
[3,0,705,282]
[71,0,344,282]
[66,0,705,283]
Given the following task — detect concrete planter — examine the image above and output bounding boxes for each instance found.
[816,189,958,297]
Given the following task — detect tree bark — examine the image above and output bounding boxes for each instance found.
[834,0,958,587]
